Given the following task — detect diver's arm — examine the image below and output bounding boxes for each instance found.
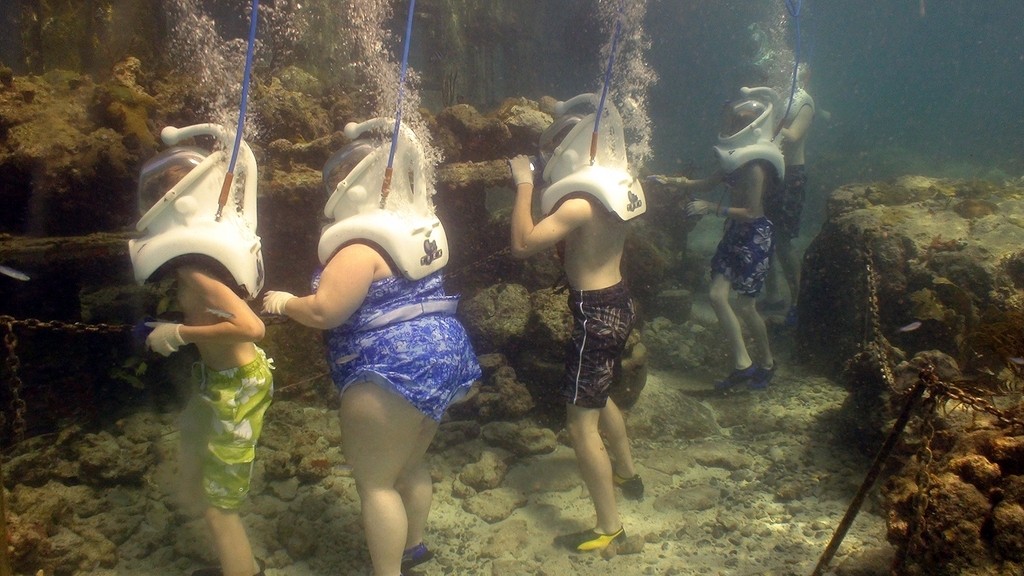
[650,168,725,193]
[681,168,727,194]
[271,244,381,330]
[176,268,265,344]
[511,196,591,259]
[780,105,813,142]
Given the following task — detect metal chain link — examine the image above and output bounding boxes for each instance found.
[1,315,132,443]
[445,246,511,281]
[0,315,132,335]
[854,243,897,390]
[863,247,881,348]
[906,392,937,563]
[931,380,1024,430]
[2,319,27,443]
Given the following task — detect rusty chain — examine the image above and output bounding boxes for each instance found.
[1,315,131,443]
[930,380,1024,430]
[445,246,511,281]
[856,244,897,390]
[0,315,132,336]
[1,319,26,443]
[905,389,937,568]
[855,236,1024,571]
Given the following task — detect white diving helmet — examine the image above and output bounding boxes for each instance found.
[538,93,645,221]
[713,86,785,180]
[318,119,448,280]
[128,124,265,299]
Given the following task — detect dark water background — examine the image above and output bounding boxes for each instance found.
[646,0,1024,235]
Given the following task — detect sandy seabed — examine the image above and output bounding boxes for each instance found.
[85,356,890,576]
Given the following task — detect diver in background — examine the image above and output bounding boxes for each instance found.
[261,124,481,576]
[763,64,816,325]
[129,140,272,576]
[654,89,782,392]
[508,94,646,553]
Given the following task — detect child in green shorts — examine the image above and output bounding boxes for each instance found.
[129,138,272,576]
[145,260,272,576]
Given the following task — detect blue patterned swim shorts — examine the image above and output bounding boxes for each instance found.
[711,217,775,297]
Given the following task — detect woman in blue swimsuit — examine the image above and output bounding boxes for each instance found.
[261,140,481,576]
[263,243,480,575]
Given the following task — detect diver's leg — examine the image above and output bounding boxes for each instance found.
[204,507,259,576]
[598,398,635,479]
[709,274,752,369]
[340,382,433,576]
[567,403,621,535]
[777,238,801,304]
[395,419,439,551]
[733,294,774,369]
[763,251,786,306]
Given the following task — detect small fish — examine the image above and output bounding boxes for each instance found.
[1009,357,1024,366]
[898,321,922,333]
[206,307,236,319]
[0,265,30,281]
[335,353,359,365]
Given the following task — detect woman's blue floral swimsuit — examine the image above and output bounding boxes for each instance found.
[313,271,481,421]
[711,217,775,297]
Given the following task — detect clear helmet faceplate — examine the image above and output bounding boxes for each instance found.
[713,87,785,180]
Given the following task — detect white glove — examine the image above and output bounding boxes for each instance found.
[508,155,534,187]
[685,200,712,217]
[262,291,297,316]
[145,322,185,356]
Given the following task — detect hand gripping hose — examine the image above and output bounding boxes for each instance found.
[216,0,260,221]
[591,0,626,165]
[380,0,417,208]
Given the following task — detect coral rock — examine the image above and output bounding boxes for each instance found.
[459,450,508,491]
[462,487,527,523]
[459,283,531,351]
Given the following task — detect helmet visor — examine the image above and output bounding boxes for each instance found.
[720,99,767,138]
[137,147,207,214]
[538,114,582,164]
[323,141,374,198]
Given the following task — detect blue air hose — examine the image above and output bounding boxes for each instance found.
[381,0,417,208]
[775,0,803,139]
[591,0,626,165]
[217,0,260,221]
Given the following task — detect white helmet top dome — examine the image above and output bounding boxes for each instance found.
[713,86,785,180]
[537,93,645,221]
[318,119,448,280]
[128,124,264,299]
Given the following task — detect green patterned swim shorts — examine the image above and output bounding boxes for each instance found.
[195,347,274,510]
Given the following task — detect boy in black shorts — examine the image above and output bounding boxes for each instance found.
[507,97,645,552]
